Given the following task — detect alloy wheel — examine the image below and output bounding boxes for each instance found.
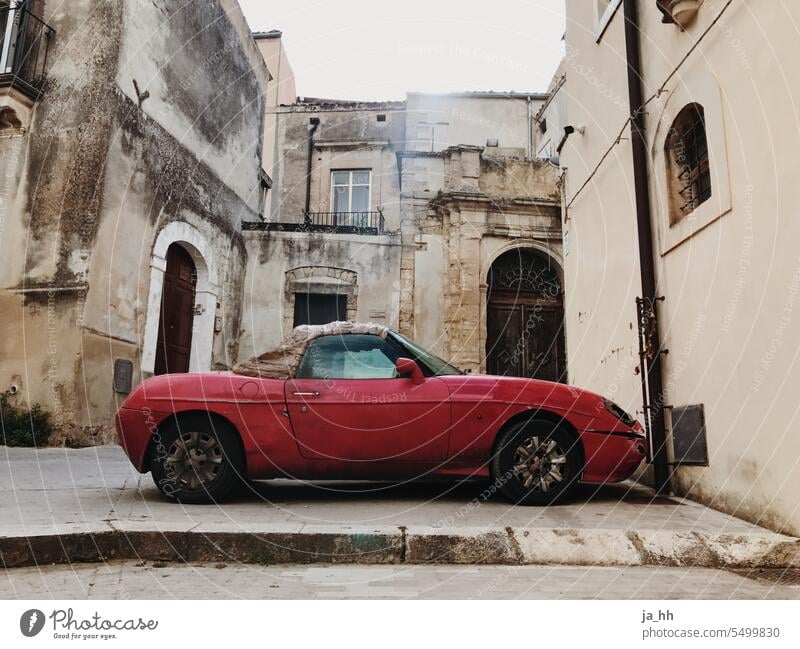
[164,431,224,490]
[512,435,567,493]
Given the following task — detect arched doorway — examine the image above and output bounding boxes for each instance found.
[485,248,566,381]
[154,244,197,375]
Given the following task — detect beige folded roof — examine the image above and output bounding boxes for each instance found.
[232,321,390,379]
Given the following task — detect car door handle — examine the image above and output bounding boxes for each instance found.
[292,391,320,397]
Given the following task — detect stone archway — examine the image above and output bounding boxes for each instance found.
[485,247,566,381]
[142,222,219,375]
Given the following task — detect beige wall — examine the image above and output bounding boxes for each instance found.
[400,145,562,371]
[270,102,406,227]
[243,95,563,377]
[561,0,800,535]
[0,0,266,435]
[239,230,403,360]
[406,92,544,155]
[255,32,296,196]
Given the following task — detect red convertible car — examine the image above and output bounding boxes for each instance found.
[116,322,647,505]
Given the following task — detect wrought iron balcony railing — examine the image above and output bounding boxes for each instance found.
[0,2,55,97]
[243,210,386,235]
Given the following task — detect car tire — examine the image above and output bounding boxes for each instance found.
[491,416,582,505]
[150,414,245,504]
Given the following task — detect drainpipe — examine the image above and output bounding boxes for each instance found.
[623,0,671,494]
[526,96,533,158]
[304,116,320,221]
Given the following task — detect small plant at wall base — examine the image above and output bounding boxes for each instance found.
[0,395,52,447]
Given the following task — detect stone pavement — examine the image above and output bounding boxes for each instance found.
[1,561,798,599]
[1,446,799,569]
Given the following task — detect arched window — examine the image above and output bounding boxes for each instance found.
[665,103,711,224]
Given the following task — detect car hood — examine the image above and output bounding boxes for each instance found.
[439,374,641,432]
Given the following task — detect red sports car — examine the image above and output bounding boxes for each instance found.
[115,322,647,505]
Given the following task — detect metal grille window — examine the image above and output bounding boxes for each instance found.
[1,0,54,93]
[331,170,371,214]
[666,103,712,223]
[293,293,347,328]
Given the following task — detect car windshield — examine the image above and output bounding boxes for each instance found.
[388,332,463,376]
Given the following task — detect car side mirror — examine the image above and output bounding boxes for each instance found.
[395,357,424,384]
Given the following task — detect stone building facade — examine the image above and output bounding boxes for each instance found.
[556,0,800,535]
[240,92,564,379]
[1,4,564,445]
[0,0,268,440]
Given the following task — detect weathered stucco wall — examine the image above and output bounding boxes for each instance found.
[406,92,544,154]
[0,0,266,434]
[239,230,402,360]
[245,96,562,376]
[255,32,296,190]
[562,0,800,535]
[270,102,406,227]
[401,146,562,370]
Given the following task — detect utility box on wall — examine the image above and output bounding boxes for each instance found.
[670,404,709,466]
[113,359,134,394]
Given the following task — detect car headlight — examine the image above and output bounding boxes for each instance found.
[603,398,637,427]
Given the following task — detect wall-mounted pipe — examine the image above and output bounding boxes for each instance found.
[623,0,671,494]
[304,116,320,218]
[526,95,533,158]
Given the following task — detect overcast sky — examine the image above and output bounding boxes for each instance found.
[239,0,566,101]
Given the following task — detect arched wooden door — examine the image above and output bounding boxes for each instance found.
[486,248,566,382]
[154,244,197,375]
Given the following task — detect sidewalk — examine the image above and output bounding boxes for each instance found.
[2,446,799,569]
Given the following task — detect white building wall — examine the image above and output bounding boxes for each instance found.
[561,0,800,535]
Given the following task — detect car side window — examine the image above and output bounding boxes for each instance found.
[295,334,403,379]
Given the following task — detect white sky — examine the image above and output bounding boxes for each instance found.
[239,0,566,101]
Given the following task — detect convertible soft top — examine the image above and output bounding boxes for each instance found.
[232,321,390,379]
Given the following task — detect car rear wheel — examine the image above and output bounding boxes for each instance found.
[150,415,244,504]
[491,417,581,505]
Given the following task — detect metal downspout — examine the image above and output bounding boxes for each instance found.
[304,116,320,220]
[622,0,671,494]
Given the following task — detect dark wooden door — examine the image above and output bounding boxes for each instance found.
[485,248,566,382]
[154,244,196,375]
[486,300,566,381]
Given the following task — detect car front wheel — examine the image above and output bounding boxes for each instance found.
[150,415,245,504]
[491,417,582,505]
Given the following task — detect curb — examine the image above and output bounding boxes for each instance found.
[3,526,799,569]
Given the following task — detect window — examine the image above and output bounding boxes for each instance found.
[293,293,347,327]
[296,334,402,379]
[665,103,711,225]
[376,113,386,122]
[331,170,371,214]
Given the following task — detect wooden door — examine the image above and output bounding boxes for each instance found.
[486,300,566,381]
[485,248,566,382]
[486,302,525,376]
[154,244,196,375]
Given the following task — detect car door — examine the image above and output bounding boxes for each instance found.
[284,334,451,462]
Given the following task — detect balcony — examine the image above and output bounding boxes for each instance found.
[244,210,386,235]
[1,2,54,100]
